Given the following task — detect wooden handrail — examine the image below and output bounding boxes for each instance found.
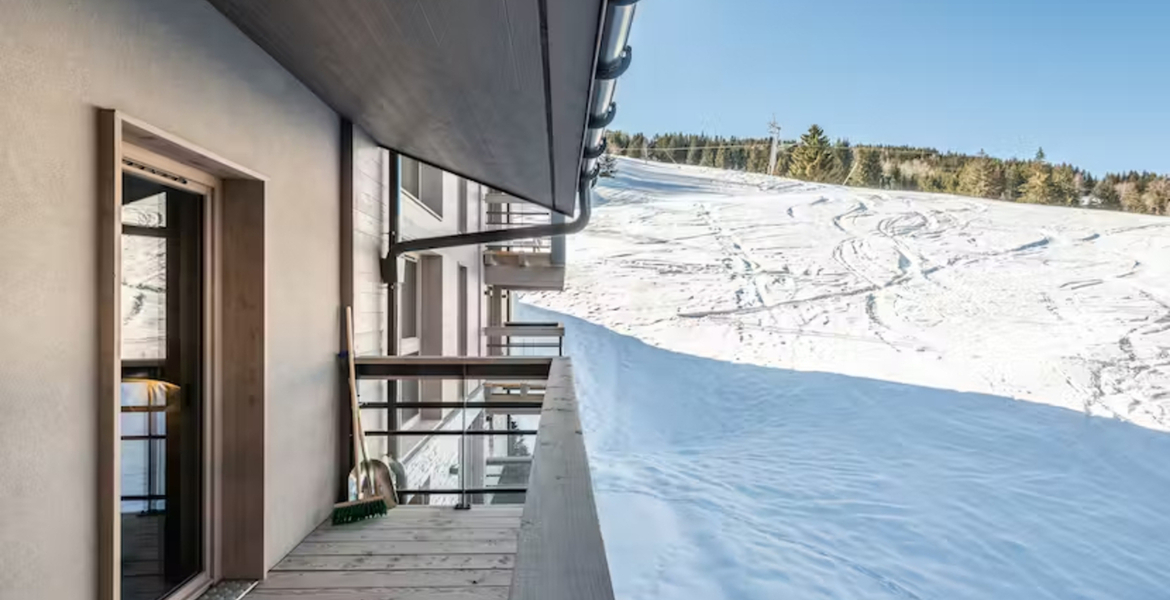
[509,358,614,600]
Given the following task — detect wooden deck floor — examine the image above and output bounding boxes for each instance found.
[247,506,522,600]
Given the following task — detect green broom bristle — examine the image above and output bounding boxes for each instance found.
[332,497,389,525]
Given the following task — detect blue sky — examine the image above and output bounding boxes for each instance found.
[614,0,1169,176]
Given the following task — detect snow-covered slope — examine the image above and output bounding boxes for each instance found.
[519,302,1170,600]
[527,158,1170,430]
[521,158,1170,599]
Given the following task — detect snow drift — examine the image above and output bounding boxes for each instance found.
[520,158,1170,599]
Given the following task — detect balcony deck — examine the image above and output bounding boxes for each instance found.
[248,505,522,599]
[248,357,612,600]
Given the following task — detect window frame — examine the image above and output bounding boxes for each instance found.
[400,155,421,202]
[99,111,270,600]
[401,157,443,218]
[399,256,420,354]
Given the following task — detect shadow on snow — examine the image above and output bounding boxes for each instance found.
[518,302,1170,600]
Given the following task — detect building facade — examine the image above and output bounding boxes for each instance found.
[0,0,635,599]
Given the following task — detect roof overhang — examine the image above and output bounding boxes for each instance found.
[208,0,605,215]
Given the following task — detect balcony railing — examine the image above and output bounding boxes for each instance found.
[486,322,565,357]
[483,190,565,276]
[317,355,615,600]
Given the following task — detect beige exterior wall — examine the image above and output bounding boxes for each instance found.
[0,0,341,597]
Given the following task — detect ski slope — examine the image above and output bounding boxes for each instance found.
[528,158,1170,430]
[519,158,1170,599]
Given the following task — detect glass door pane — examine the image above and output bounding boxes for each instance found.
[120,173,204,600]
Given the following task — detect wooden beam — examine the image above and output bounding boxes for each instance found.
[509,359,615,600]
[483,325,564,338]
[97,107,123,600]
[248,586,511,600]
[220,178,267,578]
[289,540,518,556]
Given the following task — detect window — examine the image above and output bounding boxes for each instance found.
[401,156,420,201]
[420,164,443,216]
[401,156,444,217]
[401,258,419,340]
[458,179,469,233]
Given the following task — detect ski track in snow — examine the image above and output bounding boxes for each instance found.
[528,158,1170,431]
[520,158,1170,600]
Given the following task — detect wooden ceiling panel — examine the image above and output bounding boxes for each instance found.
[209,0,604,214]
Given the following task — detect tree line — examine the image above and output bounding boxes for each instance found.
[603,127,1170,215]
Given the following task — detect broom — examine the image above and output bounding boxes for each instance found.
[332,306,390,524]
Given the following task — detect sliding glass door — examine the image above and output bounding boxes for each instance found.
[120,172,206,600]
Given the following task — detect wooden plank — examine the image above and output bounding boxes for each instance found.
[374,506,523,517]
[483,383,546,391]
[289,540,518,556]
[306,529,517,543]
[509,358,615,600]
[246,586,510,600]
[318,517,521,531]
[485,457,532,466]
[260,569,513,589]
[274,554,515,572]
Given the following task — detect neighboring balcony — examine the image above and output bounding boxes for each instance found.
[483,191,566,291]
[244,356,613,600]
[485,322,566,358]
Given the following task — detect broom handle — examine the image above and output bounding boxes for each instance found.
[345,307,375,497]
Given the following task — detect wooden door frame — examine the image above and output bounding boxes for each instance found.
[98,110,269,600]
[123,142,218,600]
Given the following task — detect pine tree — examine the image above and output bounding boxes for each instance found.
[959,155,1004,199]
[1020,162,1057,204]
[685,135,703,165]
[747,144,768,173]
[774,148,791,176]
[884,162,901,189]
[714,144,728,169]
[1051,165,1078,206]
[627,133,646,159]
[857,148,883,188]
[698,140,716,167]
[1004,162,1027,200]
[1035,147,1046,162]
[1093,178,1120,206]
[1118,181,1143,212]
[833,140,853,183]
[1141,178,1170,215]
[789,125,836,182]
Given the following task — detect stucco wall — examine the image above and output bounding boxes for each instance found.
[0,0,340,597]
